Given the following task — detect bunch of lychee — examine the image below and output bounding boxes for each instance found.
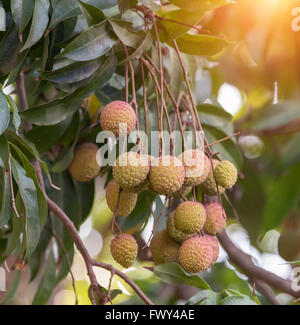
[67,100,238,273]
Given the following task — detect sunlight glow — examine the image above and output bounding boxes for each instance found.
[217,83,243,116]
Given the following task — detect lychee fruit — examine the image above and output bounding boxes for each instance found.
[106,180,137,217]
[204,202,226,235]
[110,233,138,268]
[203,235,219,264]
[199,159,225,195]
[178,236,213,273]
[167,212,194,243]
[148,156,185,195]
[113,152,150,190]
[68,143,100,182]
[150,229,180,264]
[100,100,136,137]
[174,201,206,234]
[178,149,210,186]
[214,160,237,189]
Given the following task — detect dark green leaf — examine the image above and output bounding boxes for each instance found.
[0,134,9,168]
[10,143,48,229]
[21,0,50,51]
[59,20,117,61]
[117,0,137,13]
[79,0,105,26]
[0,90,10,135]
[6,95,21,133]
[263,163,300,230]
[0,170,13,227]
[42,60,101,84]
[49,0,80,30]
[11,0,35,33]
[11,158,40,258]
[32,247,56,305]
[22,54,117,125]
[154,263,211,289]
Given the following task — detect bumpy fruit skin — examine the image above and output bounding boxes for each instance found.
[178,149,210,186]
[167,212,194,243]
[106,180,137,217]
[214,160,237,189]
[110,234,138,268]
[203,235,219,264]
[178,236,213,273]
[199,159,225,195]
[174,201,206,234]
[113,152,150,190]
[68,143,100,182]
[150,230,180,264]
[149,156,185,195]
[204,202,226,235]
[100,100,136,137]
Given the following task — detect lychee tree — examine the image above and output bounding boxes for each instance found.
[0,0,300,305]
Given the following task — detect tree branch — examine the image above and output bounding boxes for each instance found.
[33,161,154,305]
[218,230,300,299]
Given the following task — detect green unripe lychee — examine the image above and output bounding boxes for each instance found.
[214,160,237,189]
[106,180,137,217]
[100,100,136,137]
[167,212,194,243]
[199,159,225,195]
[239,135,264,159]
[113,152,150,190]
[110,233,138,268]
[178,236,213,273]
[174,201,206,234]
[68,143,100,182]
[204,202,226,235]
[148,156,185,195]
[150,229,180,264]
[203,235,219,264]
[278,230,300,262]
[178,149,210,186]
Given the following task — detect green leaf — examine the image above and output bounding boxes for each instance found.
[109,19,144,47]
[154,263,211,289]
[120,31,153,64]
[203,125,243,169]
[48,0,81,30]
[263,163,300,230]
[22,54,117,125]
[32,248,56,305]
[79,0,105,26]
[198,103,233,133]
[0,170,13,227]
[11,0,35,33]
[0,90,10,135]
[169,0,232,12]
[51,113,81,173]
[249,101,300,131]
[10,143,48,229]
[11,158,40,258]
[0,271,21,305]
[186,290,223,305]
[42,60,101,84]
[21,0,50,51]
[26,119,72,154]
[0,134,9,168]
[117,0,137,13]
[158,9,205,42]
[5,50,29,86]
[282,133,300,167]
[169,33,228,57]
[6,95,21,133]
[218,295,257,305]
[59,20,117,61]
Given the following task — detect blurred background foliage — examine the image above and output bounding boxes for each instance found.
[0,0,300,305]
